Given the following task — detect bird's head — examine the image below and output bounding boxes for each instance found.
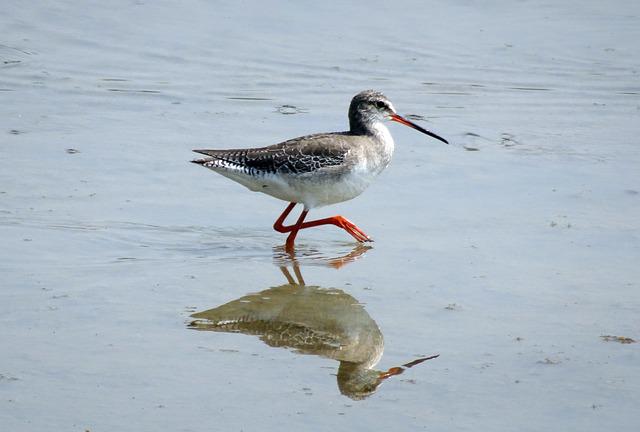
[349,90,448,144]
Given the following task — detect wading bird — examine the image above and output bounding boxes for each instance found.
[192,90,448,252]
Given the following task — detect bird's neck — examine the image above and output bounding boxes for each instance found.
[370,121,395,161]
[351,120,395,173]
[369,120,393,143]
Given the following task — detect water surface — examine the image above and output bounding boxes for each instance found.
[1,1,639,431]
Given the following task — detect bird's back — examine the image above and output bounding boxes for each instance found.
[193,132,352,176]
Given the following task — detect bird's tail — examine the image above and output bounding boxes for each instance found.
[190,158,211,165]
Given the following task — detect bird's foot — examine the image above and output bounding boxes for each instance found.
[331,216,373,243]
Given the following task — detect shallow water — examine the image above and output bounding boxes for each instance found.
[1,1,639,431]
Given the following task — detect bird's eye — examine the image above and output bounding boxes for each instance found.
[375,101,386,109]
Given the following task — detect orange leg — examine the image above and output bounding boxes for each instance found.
[284,208,309,253]
[273,202,372,250]
[296,215,372,243]
[273,202,297,233]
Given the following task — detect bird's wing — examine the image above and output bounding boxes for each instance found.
[192,132,354,175]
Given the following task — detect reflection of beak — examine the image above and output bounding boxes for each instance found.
[390,114,449,144]
[378,354,440,381]
[378,366,404,380]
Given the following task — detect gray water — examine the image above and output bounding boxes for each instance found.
[1,1,639,431]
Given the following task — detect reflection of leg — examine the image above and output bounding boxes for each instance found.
[292,262,305,286]
[279,266,296,284]
[279,264,305,285]
[279,246,306,285]
[285,209,309,253]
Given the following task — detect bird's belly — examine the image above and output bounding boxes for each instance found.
[238,173,372,209]
[217,164,381,209]
[289,165,380,209]
[296,175,369,208]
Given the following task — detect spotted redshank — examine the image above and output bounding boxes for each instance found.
[192,90,448,251]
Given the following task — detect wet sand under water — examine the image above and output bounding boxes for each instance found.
[1,1,639,431]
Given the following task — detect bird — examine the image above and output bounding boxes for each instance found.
[192,90,448,252]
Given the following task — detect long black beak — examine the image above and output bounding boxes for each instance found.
[390,114,449,144]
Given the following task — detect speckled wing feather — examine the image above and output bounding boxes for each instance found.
[192,132,353,175]
[189,318,342,352]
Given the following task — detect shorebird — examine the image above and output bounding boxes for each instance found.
[192,90,448,251]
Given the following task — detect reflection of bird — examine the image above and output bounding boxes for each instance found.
[188,266,438,399]
[192,90,448,252]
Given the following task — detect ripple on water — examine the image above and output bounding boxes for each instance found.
[1,214,374,266]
